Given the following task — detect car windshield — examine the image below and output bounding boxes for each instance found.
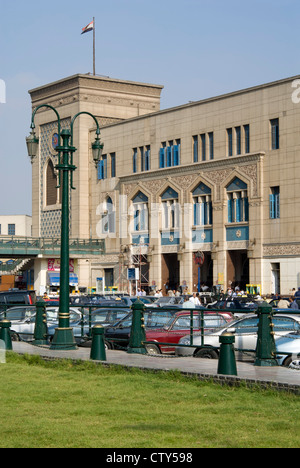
[91,310,128,323]
[4,307,35,321]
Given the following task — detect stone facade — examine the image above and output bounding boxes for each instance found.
[29,73,300,295]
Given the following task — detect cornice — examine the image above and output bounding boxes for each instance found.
[119,152,265,184]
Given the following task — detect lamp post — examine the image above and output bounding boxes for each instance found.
[26,105,103,349]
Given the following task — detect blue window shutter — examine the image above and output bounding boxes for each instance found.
[209,202,213,225]
[194,203,197,225]
[228,199,233,223]
[202,202,207,225]
[269,194,275,219]
[98,160,104,180]
[173,145,179,166]
[275,193,280,218]
[159,148,165,168]
[244,198,249,222]
[167,147,172,167]
[236,198,241,222]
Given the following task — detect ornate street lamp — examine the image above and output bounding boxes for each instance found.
[26,105,104,350]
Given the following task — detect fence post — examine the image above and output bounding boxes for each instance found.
[127,299,147,354]
[217,332,237,376]
[0,319,13,351]
[254,303,278,367]
[90,325,107,361]
[33,299,48,346]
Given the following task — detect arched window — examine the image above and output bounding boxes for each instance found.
[161,187,179,229]
[226,177,249,223]
[192,183,212,226]
[46,159,58,206]
[132,192,148,232]
[102,197,115,233]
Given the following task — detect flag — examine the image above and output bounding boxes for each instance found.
[81,21,94,34]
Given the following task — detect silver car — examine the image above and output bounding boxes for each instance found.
[0,306,81,342]
[276,332,300,367]
[175,314,300,362]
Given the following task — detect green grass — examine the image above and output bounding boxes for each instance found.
[0,352,299,448]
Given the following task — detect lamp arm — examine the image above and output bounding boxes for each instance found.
[70,111,100,145]
[31,104,61,135]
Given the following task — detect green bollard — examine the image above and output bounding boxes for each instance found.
[33,300,48,346]
[127,299,147,354]
[0,319,13,351]
[254,303,278,367]
[217,332,237,376]
[90,325,107,361]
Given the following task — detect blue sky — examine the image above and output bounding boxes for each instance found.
[0,0,299,216]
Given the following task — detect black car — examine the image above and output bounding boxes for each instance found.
[0,290,36,311]
[104,309,178,350]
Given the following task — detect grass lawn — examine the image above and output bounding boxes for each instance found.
[0,352,299,448]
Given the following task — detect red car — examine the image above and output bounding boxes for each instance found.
[145,310,234,354]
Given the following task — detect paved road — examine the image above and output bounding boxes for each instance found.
[9,341,300,393]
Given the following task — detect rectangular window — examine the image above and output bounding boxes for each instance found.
[227,128,233,156]
[209,132,214,160]
[160,141,180,168]
[201,134,206,161]
[271,118,279,150]
[145,145,150,171]
[244,124,250,153]
[140,147,145,172]
[8,224,15,235]
[159,144,166,168]
[227,193,248,223]
[270,186,280,219]
[111,153,116,178]
[235,126,241,155]
[193,135,198,162]
[133,148,137,173]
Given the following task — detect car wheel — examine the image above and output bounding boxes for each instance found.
[10,332,20,342]
[194,348,218,359]
[105,340,113,350]
[283,356,293,367]
[145,344,161,355]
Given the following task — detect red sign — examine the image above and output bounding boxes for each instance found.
[194,251,205,266]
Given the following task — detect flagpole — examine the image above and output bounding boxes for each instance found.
[93,16,96,75]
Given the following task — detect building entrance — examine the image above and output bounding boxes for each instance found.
[162,254,179,295]
[227,250,249,291]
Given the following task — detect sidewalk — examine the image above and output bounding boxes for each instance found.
[10,341,300,394]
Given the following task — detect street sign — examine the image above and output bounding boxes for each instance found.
[194,251,205,266]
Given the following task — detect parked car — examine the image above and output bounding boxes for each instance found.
[47,307,131,345]
[120,296,159,307]
[145,310,234,354]
[153,297,185,307]
[175,313,300,363]
[0,290,36,311]
[104,309,178,350]
[207,298,260,315]
[0,306,81,342]
[275,331,300,367]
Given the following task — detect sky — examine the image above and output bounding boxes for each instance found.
[0,0,299,216]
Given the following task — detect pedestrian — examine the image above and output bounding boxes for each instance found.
[277,296,290,308]
[182,296,196,309]
[295,287,300,298]
[289,297,299,309]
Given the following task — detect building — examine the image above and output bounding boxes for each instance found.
[0,215,33,290]
[29,73,300,295]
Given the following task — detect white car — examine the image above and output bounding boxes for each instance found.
[0,306,82,342]
[175,314,300,363]
[276,332,300,367]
